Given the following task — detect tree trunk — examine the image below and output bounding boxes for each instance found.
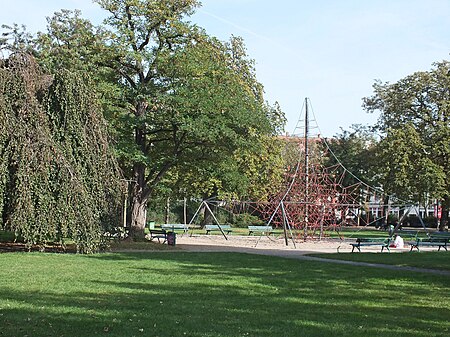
[202,205,214,226]
[382,195,390,227]
[128,161,148,240]
[129,193,147,239]
[439,196,449,231]
[164,197,170,224]
[128,100,149,240]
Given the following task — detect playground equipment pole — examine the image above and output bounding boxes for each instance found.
[304,97,310,239]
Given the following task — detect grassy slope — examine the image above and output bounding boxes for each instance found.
[0,252,449,337]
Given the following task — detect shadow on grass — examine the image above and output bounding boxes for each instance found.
[0,252,449,337]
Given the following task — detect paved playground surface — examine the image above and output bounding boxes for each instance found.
[175,234,402,255]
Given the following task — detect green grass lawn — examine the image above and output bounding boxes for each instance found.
[0,252,449,337]
[310,251,450,271]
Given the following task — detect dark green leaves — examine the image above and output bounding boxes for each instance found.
[0,54,121,252]
[363,61,450,209]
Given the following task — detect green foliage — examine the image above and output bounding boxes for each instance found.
[0,53,121,252]
[231,213,264,228]
[140,32,283,200]
[422,216,438,227]
[363,61,450,211]
[326,124,379,187]
[234,134,285,201]
[376,123,445,204]
[386,213,399,225]
[402,215,437,228]
[0,23,35,53]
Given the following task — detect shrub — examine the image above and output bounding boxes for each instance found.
[232,213,264,228]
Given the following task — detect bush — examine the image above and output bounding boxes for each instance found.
[387,214,399,225]
[402,215,437,228]
[423,216,438,227]
[231,213,264,228]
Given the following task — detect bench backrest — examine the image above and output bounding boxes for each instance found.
[430,232,450,238]
[427,233,450,242]
[150,229,166,234]
[161,224,188,230]
[248,225,273,231]
[205,224,231,230]
[356,237,389,243]
[398,230,419,239]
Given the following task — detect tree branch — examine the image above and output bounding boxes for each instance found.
[125,5,138,52]
[144,161,174,199]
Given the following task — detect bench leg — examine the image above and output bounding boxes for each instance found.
[410,244,419,252]
[351,245,361,253]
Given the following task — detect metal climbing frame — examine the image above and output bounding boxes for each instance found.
[251,98,366,242]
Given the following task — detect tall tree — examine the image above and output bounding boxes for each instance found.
[26,1,283,238]
[363,61,450,229]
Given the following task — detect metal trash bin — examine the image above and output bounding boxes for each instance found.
[167,231,176,246]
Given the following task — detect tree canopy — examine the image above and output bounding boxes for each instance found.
[363,61,450,228]
[325,124,379,188]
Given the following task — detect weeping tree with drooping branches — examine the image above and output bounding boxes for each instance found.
[0,53,122,252]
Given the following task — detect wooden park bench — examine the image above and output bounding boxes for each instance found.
[350,237,391,253]
[248,225,274,236]
[149,229,168,243]
[161,224,189,232]
[410,232,450,252]
[205,225,232,235]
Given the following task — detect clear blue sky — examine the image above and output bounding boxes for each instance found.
[1,0,449,136]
